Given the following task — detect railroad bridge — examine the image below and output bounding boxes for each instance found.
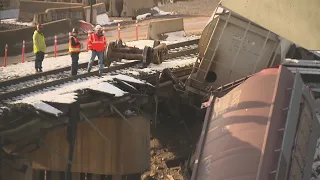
[0,37,199,180]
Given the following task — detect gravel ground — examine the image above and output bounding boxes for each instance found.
[159,0,220,16]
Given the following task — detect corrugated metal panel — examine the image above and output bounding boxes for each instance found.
[220,0,320,50]
[30,115,150,175]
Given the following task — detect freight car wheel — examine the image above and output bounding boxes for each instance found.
[142,46,153,68]
[153,40,160,48]
[115,38,123,48]
[152,50,164,65]
[104,42,115,67]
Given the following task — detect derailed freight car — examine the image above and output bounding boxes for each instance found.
[186,65,320,180]
[186,8,282,96]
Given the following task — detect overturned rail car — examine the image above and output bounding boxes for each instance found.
[186,8,281,96]
[186,66,320,180]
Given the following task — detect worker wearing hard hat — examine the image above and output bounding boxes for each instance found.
[69,28,83,76]
[33,24,46,73]
[87,25,107,76]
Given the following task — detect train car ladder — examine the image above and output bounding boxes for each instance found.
[187,11,232,87]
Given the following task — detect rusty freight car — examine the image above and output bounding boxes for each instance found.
[185,65,320,180]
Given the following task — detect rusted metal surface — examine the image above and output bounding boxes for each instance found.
[104,39,199,67]
[104,40,166,67]
[255,66,295,180]
[110,52,144,60]
[191,66,296,180]
[112,47,143,54]
[191,65,320,180]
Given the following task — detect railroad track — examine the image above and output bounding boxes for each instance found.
[0,39,199,102]
[0,39,198,85]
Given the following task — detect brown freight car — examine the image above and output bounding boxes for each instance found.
[186,65,320,180]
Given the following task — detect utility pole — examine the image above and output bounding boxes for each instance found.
[90,0,93,24]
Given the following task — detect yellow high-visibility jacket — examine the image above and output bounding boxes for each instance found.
[33,30,46,54]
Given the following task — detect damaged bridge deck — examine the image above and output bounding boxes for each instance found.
[0,52,194,180]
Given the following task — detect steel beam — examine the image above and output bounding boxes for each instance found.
[110,52,143,60]
[65,102,79,180]
[79,112,111,143]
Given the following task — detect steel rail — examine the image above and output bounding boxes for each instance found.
[165,48,198,60]
[166,39,199,50]
[0,48,198,96]
[0,61,139,102]
[0,54,196,102]
[0,39,199,87]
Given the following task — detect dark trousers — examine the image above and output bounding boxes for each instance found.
[35,51,44,71]
[71,53,80,75]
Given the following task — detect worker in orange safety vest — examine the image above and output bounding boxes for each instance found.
[87,25,107,76]
[69,28,83,76]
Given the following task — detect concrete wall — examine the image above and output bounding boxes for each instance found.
[18,1,83,22]
[97,0,109,11]
[23,0,87,3]
[147,18,184,40]
[33,13,48,25]
[33,3,103,24]
[84,3,107,15]
[30,115,150,175]
[46,6,85,22]
[108,0,156,17]
[84,8,98,24]
[121,0,156,17]
[0,19,81,56]
[83,3,106,24]
[0,0,19,10]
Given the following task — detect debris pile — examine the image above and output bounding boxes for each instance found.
[141,103,203,180]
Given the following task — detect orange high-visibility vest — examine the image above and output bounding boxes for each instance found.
[69,36,81,53]
[88,33,106,52]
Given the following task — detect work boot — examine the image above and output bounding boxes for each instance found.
[39,69,43,72]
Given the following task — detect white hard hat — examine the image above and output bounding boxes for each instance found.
[95,25,102,30]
